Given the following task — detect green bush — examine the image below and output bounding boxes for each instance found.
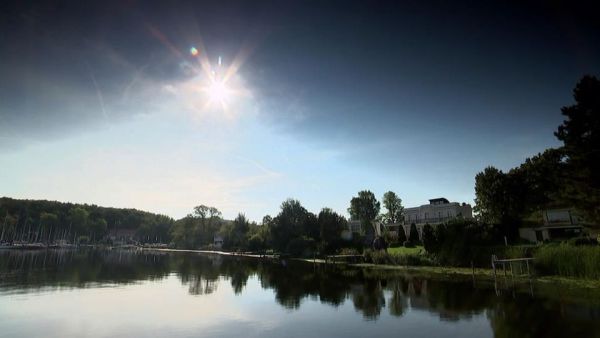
[534,244,600,279]
[421,224,436,252]
[408,223,420,244]
[427,220,499,267]
[247,234,266,252]
[397,226,407,243]
[363,249,389,264]
[286,236,316,257]
[363,249,436,266]
[341,235,365,253]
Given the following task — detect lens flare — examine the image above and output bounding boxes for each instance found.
[190,47,199,56]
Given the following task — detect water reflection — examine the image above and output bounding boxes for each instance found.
[0,249,599,337]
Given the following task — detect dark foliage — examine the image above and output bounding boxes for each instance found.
[0,197,173,244]
[555,75,600,224]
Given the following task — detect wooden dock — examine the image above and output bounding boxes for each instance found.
[491,254,535,295]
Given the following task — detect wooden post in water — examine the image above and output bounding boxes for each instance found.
[491,255,498,295]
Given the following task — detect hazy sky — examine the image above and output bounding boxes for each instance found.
[1,1,599,221]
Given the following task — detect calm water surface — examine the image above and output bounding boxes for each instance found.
[0,249,598,338]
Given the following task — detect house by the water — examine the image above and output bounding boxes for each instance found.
[385,197,473,240]
[519,208,584,243]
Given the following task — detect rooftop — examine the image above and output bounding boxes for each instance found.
[429,198,449,205]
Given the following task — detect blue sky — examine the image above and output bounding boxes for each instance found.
[1,1,599,221]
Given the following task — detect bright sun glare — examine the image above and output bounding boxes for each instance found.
[187,51,251,115]
[208,81,228,102]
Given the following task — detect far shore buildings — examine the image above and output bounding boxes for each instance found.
[386,197,473,240]
[342,197,591,244]
[344,197,473,241]
[404,198,473,226]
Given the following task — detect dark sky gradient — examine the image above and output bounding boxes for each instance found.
[2,1,599,146]
[1,0,599,218]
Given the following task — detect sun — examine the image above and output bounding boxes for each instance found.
[188,55,251,114]
[208,81,228,103]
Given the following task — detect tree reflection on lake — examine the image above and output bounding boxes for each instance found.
[0,249,599,338]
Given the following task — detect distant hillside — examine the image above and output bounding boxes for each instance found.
[0,197,173,243]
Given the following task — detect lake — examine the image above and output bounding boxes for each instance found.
[0,249,598,338]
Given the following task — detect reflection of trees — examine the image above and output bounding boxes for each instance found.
[173,254,221,296]
[259,263,319,309]
[2,249,599,336]
[0,249,172,289]
[388,279,408,317]
[351,279,386,320]
[488,297,600,338]
[188,277,218,295]
[230,270,249,295]
[423,280,491,321]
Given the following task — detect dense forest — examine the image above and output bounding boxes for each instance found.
[0,197,173,244]
[0,195,354,255]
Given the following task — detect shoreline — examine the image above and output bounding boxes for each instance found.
[141,247,600,290]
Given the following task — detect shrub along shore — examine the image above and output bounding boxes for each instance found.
[360,241,600,281]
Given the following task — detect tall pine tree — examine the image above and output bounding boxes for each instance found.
[555,76,600,223]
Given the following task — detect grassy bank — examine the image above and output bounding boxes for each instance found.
[364,242,600,281]
[533,243,600,279]
[386,246,425,255]
[364,247,435,266]
[352,261,600,289]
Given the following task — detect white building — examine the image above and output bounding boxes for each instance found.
[384,198,473,240]
[404,198,473,226]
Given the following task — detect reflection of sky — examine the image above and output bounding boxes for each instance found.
[0,274,493,338]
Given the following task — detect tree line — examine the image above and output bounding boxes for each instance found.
[0,197,173,244]
[0,190,405,255]
[167,188,414,255]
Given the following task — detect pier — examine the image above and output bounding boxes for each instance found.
[491,255,535,295]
